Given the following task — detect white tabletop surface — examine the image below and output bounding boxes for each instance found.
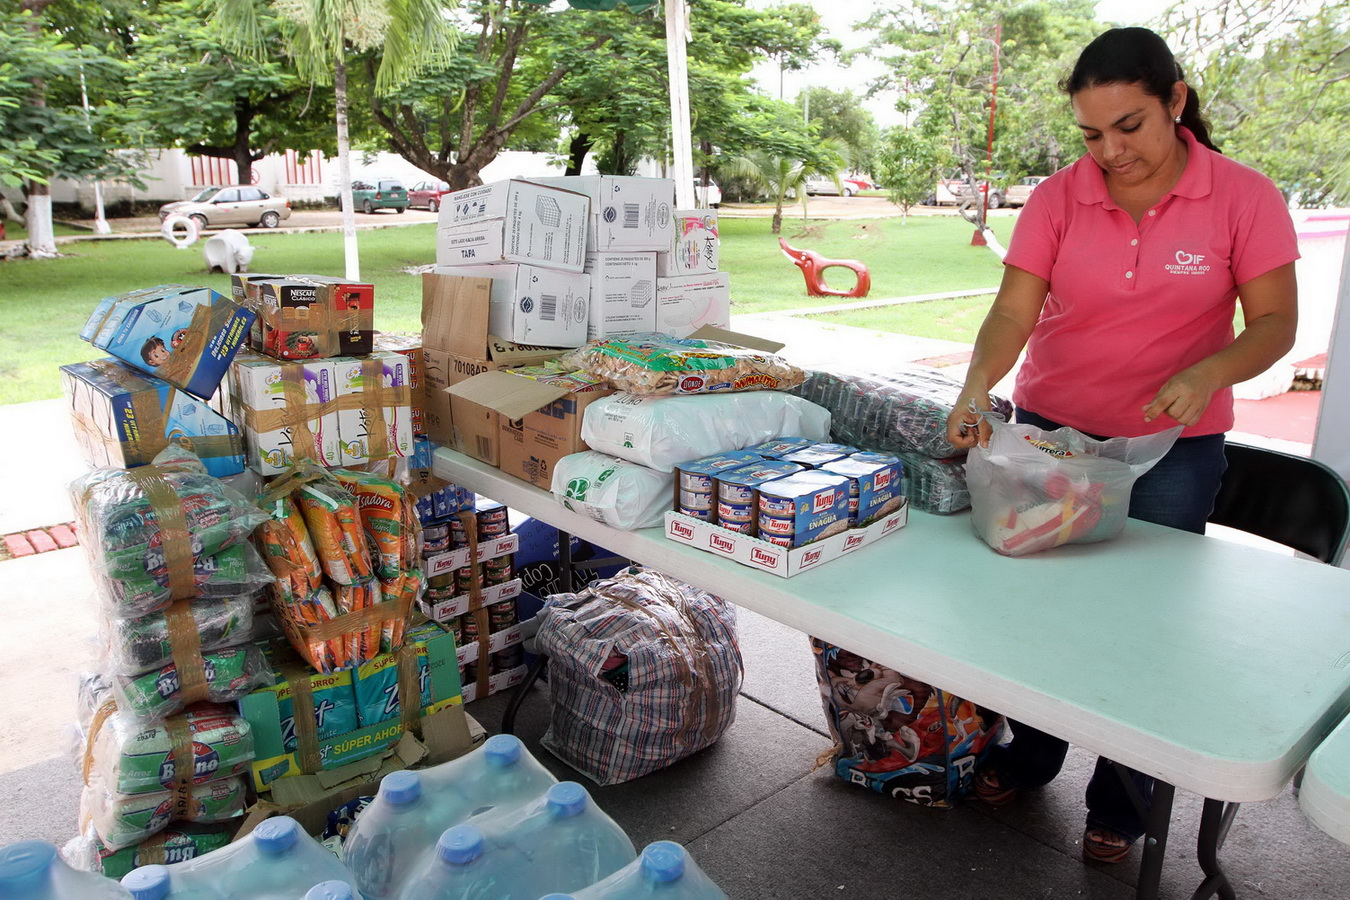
[435,447,1350,802]
[1301,713,1350,844]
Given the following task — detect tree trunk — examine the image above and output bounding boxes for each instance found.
[565,132,593,176]
[23,182,58,258]
[1,196,24,224]
[234,100,255,185]
[334,51,359,281]
[771,203,783,235]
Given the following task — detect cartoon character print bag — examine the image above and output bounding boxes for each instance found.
[811,639,1003,807]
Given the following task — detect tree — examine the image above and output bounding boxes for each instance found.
[119,2,338,186]
[797,86,879,177]
[214,0,460,279]
[722,137,847,234]
[877,121,942,220]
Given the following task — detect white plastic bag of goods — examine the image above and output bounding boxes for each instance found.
[580,392,831,472]
[552,451,674,530]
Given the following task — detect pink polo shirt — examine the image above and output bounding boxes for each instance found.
[1004,126,1299,437]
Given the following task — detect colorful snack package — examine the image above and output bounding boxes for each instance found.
[256,496,323,594]
[251,663,359,753]
[113,645,273,722]
[333,577,384,667]
[80,704,254,795]
[296,479,372,585]
[335,469,409,582]
[64,823,234,878]
[104,596,254,676]
[81,774,248,851]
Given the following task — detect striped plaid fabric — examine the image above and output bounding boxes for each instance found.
[537,568,744,785]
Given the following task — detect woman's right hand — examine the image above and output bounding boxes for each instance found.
[946,389,994,450]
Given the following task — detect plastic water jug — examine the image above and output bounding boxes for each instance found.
[119,864,218,900]
[305,882,357,900]
[395,824,529,900]
[0,841,132,899]
[419,734,556,816]
[569,842,728,899]
[470,782,635,895]
[172,817,355,900]
[343,771,447,900]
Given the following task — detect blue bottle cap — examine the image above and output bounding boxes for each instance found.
[381,770,422,806]
[122,865,171,900]
[437,825,485,865]
[305,880,356,900]
[546,782,588,818]
[253,816,300,854]
[641,842,686,882]
[0,841,57,891]
[483,733,522,767]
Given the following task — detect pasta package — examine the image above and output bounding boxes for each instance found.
[296,479,372,586]
[335,469,418,582]
[564,332,804,395]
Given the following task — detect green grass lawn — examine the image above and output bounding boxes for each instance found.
[0,215,1011,405]
[808,293,998,343]
[2,220,90,242]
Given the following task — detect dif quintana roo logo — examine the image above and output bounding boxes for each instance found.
[1165,249,1210,276]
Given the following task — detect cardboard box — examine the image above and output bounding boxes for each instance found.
[82,285,255,401]
[420,274,563,455]
[61,358,246,479]
[374,333,426,436]
[656,209,720,277]
[431,263,590,349]
[459,665,528,704]
[532,175,675,252]
[656,272,732,338]
[424,532,520,579]
[419,578,522,624]
[288,275,375,357]
[229,356,340,474]
[664,501,909,578]
[257,277,374,360]
[584,252,657,339]
[229,274,288,350]
[331,352,415,466]
[446,370,613,488]
[436,179,590,273]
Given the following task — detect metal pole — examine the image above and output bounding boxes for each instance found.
[666,0,694,209]
[78,58,111,235]
[973,22,1001,246]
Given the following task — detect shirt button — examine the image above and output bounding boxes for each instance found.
[1126,271,1134,278]
[1130,239,1139,246]
[1148,210,1157,216]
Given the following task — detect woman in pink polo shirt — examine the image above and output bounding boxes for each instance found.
[945,27,1298,863]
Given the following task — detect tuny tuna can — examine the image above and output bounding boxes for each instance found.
[720,520,754,534]
[849,496,860,516]
[455,567,477,594]
[461,614,480,642]
[762,533,796,548]
[450,517,467,546]
[678,489,714,511]
[422,524,450,554]
[678,506,712,520]
[719,483,755,504]
[758,513,796,536]
[679,471,714,493]
[478,519,509,539]
[444,615,463,645]
[427,572,455,591]
[484,566,513,587]
[717,500,754,524]
[489,599,517,632]
[492,646,524,672]
[424,584,456,603]
[476,504,509,526]
[758,494,797,517]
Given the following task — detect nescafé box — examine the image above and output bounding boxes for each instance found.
[82,285,255,401]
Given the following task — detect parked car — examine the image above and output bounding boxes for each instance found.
[845,177,875,192]
[693,180,722,208]
[804,176,856,197]
[340,179,409,213]
[158,186,291,231]
[408,180,451,212]
[1005,175,1049,207]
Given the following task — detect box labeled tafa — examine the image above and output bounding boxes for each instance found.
[436,179,590,273]
[62,358,246,479]
[657,209,720,277]
[82,285,255,401]
[655,272,732,338]
[583,252,657,340]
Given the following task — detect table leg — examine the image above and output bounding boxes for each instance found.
[1135,780,1175,900]
[501,529,577,735]
[1189,798,1240,900]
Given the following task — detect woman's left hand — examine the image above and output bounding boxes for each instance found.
[1143,365,1220,427]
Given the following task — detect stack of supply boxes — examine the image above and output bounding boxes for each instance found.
[654,205,727,338]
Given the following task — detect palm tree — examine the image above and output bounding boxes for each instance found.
[212,0,459,279]
[721,140,847,235]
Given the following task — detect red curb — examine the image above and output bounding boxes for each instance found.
[49,524,78,548]
[4,534,36,558]
[26,530,59,553]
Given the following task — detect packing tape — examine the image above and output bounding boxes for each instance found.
[165,716,202,821]
[157,298,244,390]
[396,643,422,735]
[288,671,324,774]
[164,601,209,706]
[82,699,118,785]
[125,466,195,602]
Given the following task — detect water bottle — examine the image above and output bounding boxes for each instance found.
[395,824,528,900]
[0,840,132,899]
[305,882,356,900]
[173,817,356,900]
[569,842,728,899]
[343,771,446,900]
[119,864,218,900]
[419,735,556,816]
[470,782,635,896]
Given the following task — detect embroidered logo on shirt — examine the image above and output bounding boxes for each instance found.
[1165,249,1211,276]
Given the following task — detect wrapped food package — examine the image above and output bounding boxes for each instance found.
[71,445,271,618]
[81,774,248,851]
[552,451,675,531]
[295,477,373,586]
[581,392,830,473]
[78,704,253,795]
[112,645,273,721]
[63,823,233,878]
[335,469,420,583]
[896,451,971,515]
[564,332,804,395]
[794,365,1014,460]
[103,596,255,676]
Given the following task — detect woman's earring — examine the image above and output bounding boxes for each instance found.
[1174,115,1182,124]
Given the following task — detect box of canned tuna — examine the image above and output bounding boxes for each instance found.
[662,498,908,578]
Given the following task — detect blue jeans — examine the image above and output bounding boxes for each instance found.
[985,409,1228,840]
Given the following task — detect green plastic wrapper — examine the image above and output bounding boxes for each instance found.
[105,596,255,676]
[81,774,247,850]
[114,645,273,722]
[64,824,233,878]
[84,704,254,795]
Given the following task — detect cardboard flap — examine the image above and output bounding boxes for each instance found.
[445,370,572,421]
[485,335,566,366]
[690,325,785,353]
[422,274,492,355]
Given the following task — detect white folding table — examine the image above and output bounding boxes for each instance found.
[1300,714,1350,847]
[434,447,1350,900]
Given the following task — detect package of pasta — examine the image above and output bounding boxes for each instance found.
[563,332,805,395]
[103,595,255,676]
[335,469,418,582]
[255,495,323,598]
[295,478,372,587]
[72,445,272,617]
[75,703,254,796]
[80,774,248,851]
[113,645,273,721]
[62,823,234,878]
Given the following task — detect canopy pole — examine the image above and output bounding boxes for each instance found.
[666,0,694,208]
